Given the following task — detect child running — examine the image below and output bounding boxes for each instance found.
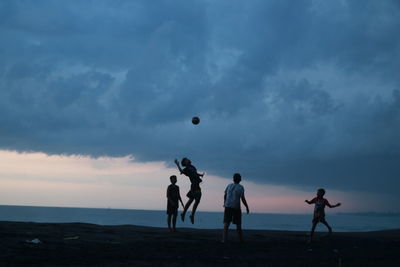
[222,173,249,243]
[174,158,204,224]
[166,175,184,232]
[305,188,341,242]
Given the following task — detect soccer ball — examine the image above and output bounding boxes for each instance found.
[192,116,200,125]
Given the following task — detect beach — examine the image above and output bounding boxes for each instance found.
[0,221,399,266]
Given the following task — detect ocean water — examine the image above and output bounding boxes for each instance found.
[0,205,399,232]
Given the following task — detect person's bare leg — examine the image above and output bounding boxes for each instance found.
[167,214,172,231]
[236,224,244,243]
[321,220,332,235]
[181,198,194,222]
[309,222,317,243]
[189,198,200,224]
[172,213,177,231]
[222,222,230,243]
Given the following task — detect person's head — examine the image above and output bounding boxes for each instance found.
[317,188,325,197]
[233,173,241,184]
[170,175,177,184]
[181,157,191,167]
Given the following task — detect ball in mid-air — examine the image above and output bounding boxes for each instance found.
[192,116,200,125]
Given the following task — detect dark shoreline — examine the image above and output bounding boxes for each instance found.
[1,221,399,266]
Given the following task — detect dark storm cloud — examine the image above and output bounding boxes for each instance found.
[1,0,399,194]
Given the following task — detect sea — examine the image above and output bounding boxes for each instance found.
[0,205,399,232]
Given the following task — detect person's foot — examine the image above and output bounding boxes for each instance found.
[189,214,195,224]
[172,228,176,232]
[168,228,173,232]
[181,213,185,222]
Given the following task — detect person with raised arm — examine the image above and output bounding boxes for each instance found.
[174,158,204,224]
[305,188,341,243]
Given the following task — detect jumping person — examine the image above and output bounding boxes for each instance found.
[166,175,184,232]
[305,188,341,243]
[174,158,204,224]
[222,173,249,243]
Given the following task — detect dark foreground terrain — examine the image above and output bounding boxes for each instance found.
[0,221,399,266]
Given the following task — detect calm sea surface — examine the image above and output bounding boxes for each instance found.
[0,205,399,232]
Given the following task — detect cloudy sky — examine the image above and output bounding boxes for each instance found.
[0,0,399,213]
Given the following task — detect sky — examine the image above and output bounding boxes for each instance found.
[0,0,399,213]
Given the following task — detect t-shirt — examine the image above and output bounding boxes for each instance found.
[310,197,330,214]
[224,183,244,209]
[167,184,181,203]
[182,165,202,190]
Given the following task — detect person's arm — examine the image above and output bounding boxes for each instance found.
[198,172,205,177]
[223,185,228,207]
[167,187,174,206]
[326,199,341,208]
[178,187,184,207]
[174,159,183,174]
[305,198,316,205]
[241,194,249,214]
[223,193,226,207]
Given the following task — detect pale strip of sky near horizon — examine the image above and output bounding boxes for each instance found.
[0,150,390,213]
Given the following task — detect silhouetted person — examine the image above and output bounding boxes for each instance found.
[174,158,204,224]
[305,188,341,243]
[222,173,249,243]
[166,175,184,232]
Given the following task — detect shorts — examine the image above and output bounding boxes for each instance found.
[186,189,202,201]
[312,212,327,224]
[167,202,178,215]
[224,207,242,225]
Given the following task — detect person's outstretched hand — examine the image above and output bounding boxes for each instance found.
[174,159,179,166]
[246,207,250,214]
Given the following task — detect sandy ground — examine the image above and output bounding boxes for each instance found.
[0,221,399,266]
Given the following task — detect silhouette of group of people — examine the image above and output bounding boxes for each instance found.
[166,157,341,243]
